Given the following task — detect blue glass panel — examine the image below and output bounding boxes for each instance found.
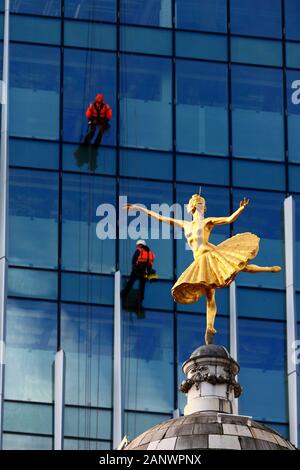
[11,15,61,45]
[233,189,285,289]
[295,196,300,291]
[237,287,285,321]
[120,0,171,27]
[65,0,116,22]
[286,42,300,69]
[232,65,284,161]
[11,0,60,16]
[120,54,172,150]
[176,155,229,186]
[4,402,53,435]
[176,0,227,33]
[176,60,228,156]
[8,268,58,300]
[230,0,282,38]
[176,184,230,280]
[61,273,114,305]
[233,160,285,191]
[285,0,300,40]
[64,439,111,450]
[264,423,289,439]
[119,178,173,280]
[64,407,111,439]
[231,37,282,67]
[10,44,60,140]
[176,31,227,61]
[123,310,174,412]
[9,169,59,269]
[120,149,172,181]
[121,26,172,56]
[124,412,172,441]
[177,314,229,412]
[61,303,113,407]
[63,49,116,145]
[141,280,173,310]
[289,165,300,192]
[0,13,3,37]
[63,143,116,175]
[5,299,56,402]
[10,139,59,170]
[239,319,287,423]
[62,174,116,274]
[64,21,116,50]
[3,433,53,450]
[287,71,300,163]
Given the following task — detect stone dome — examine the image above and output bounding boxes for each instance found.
[124,411,295,451]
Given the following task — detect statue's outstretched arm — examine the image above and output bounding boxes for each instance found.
[124,204,185,229]
[206,198,250,226]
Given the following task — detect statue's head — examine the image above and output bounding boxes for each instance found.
[187,194,207,214]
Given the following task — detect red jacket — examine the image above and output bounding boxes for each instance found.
[86,102,112,120]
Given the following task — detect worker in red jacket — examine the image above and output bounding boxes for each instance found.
[121,240,155,309]
[83,93,112,146]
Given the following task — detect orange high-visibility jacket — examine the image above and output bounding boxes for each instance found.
[136,247,155,266]
[85,102,113,120]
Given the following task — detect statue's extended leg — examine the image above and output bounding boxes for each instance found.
[205,288,217,345]
[243,264,281,273]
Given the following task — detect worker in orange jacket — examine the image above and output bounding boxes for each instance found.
[83,93,112,146]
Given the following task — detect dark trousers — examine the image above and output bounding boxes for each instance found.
[83,119,110,146]
[122,270,147,302]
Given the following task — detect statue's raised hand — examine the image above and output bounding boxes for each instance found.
[240,198,250,209]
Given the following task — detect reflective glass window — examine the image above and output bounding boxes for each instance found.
[287,71,300,163]
[230,0,282,38]
[295,196,300,291]
[124,412,172,441]
[120,26,172,56]
[177,314,229,412]
[233,160,285,191]
[233,189,285,289]
[239,319,287,423]
[176,0,227,33]
[10,139,59,170]
[62,174,116,274]
[10,44,60,140]
[11,15,61,45]
[123,310,174,413]
[9,169,59,269]
[120,0,171,28]
[11,0,61,16]
[63,143,116,176]
[176,60,228,156]
[285,0,300,40]
[176,31,227,61]
[64,438,111,450]
[120,149,172,181]
[4,402,53,435]
[61,303,113,408]
[8,268,58,300]
[289,164,300,192]
[143,280,174,310]
[64,21,116,50]
[61,273,114,305]
[232,65,284,161]
[5,299,57,402]
[176,184,230,280]
[3,433,53,450]
[65,0,116,22]
[266,423,288,439]
[231,37,282,67]
[176,155,229,186]
[119,178,173,280]
[64,407,111,440]
[237,287,285,321]
[286,42,300,69]
[63,49,116,145]
[120,54,172,150]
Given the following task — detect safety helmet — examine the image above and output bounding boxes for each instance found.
[95,93,104,103]
[136,240,146,246]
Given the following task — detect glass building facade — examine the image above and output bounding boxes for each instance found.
[0,0,299,450]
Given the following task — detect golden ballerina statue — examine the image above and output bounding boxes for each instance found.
[125,194,281,345]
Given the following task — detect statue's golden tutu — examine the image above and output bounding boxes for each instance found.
[172,232,259,304]
[125,195,281,345]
